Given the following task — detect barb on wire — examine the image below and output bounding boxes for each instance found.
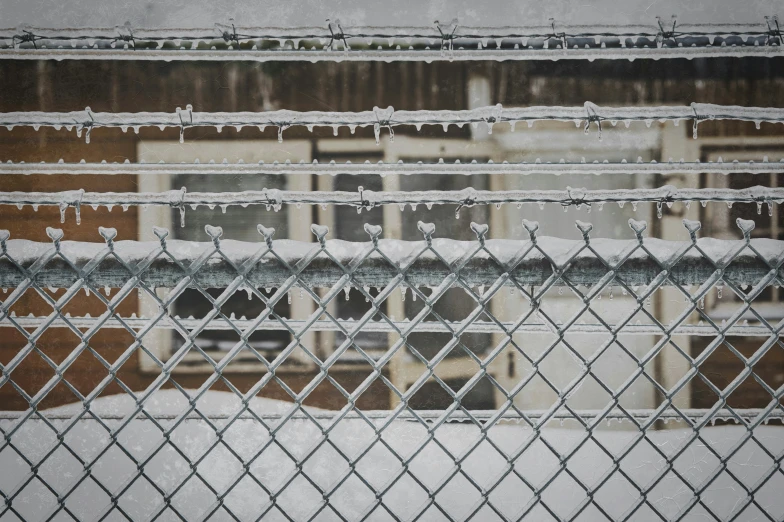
[765,15,782,46]
[655,15,679,47]
[326,19,348,51]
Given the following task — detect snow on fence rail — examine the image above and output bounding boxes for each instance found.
[3,103,784,144]
[2,158,784,177]
[1,16,782,62]
[1,217,783,522]
[1,218,781,289]
[1,186,782,226]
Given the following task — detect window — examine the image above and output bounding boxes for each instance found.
[700,145,784,317]
[136,140,315,372]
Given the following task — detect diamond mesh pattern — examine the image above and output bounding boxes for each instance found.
[0,217,783,522]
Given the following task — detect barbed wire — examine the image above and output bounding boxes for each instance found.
[3,45,782,62]
[2,158,783,177]
[3,103,784,143]
[0,16,781,62]
[1,186,781,225]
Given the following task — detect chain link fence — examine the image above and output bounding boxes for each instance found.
[1,215,782,521]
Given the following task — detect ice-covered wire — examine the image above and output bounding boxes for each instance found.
[1,186,782,224]
[1,17,782,62]
[2,103,784,143]
[2,45,782,62]
[2,158,783,176]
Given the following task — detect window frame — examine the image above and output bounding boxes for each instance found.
[698,139,784,320]
[136,139,315,373]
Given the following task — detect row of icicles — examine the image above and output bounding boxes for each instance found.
[15,107,780,144]
[36,197,778,225]
[9,282,760,305]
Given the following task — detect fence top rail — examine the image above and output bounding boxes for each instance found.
[2,103,783,143]
[1,219,781,288]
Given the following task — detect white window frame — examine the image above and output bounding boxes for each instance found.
[697,137,784,321]
[136,140,314,374]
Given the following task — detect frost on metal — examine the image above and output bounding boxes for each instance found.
[1,219,782,289]
[2,157,784,177]
[1,16,782,62]
[3,103,784,143]
[1,185,782,226]
[1,218,783,521]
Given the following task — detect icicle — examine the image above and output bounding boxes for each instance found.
[104,286,111,296]
[344,286,350,301]
[699,297,705,309]
[717,285,723,299]
[400,287,406,301]
[757,201,763,215]
[287,291,292,304]
[656,202,663,219]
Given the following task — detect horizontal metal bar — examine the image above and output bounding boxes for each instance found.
[2,315,775,337]
[2,160,783,177]
[0,408,779,423]
[3,44,784,62]
[2,104,783,142]
[1,232,781,288]
[2,186,782,212]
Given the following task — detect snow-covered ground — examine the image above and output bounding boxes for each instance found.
[2,390,783,521]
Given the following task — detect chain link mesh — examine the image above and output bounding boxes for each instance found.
[0,216,783,521]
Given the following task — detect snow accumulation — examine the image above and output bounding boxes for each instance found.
[2,233,782,289]
[1,390,783,521]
